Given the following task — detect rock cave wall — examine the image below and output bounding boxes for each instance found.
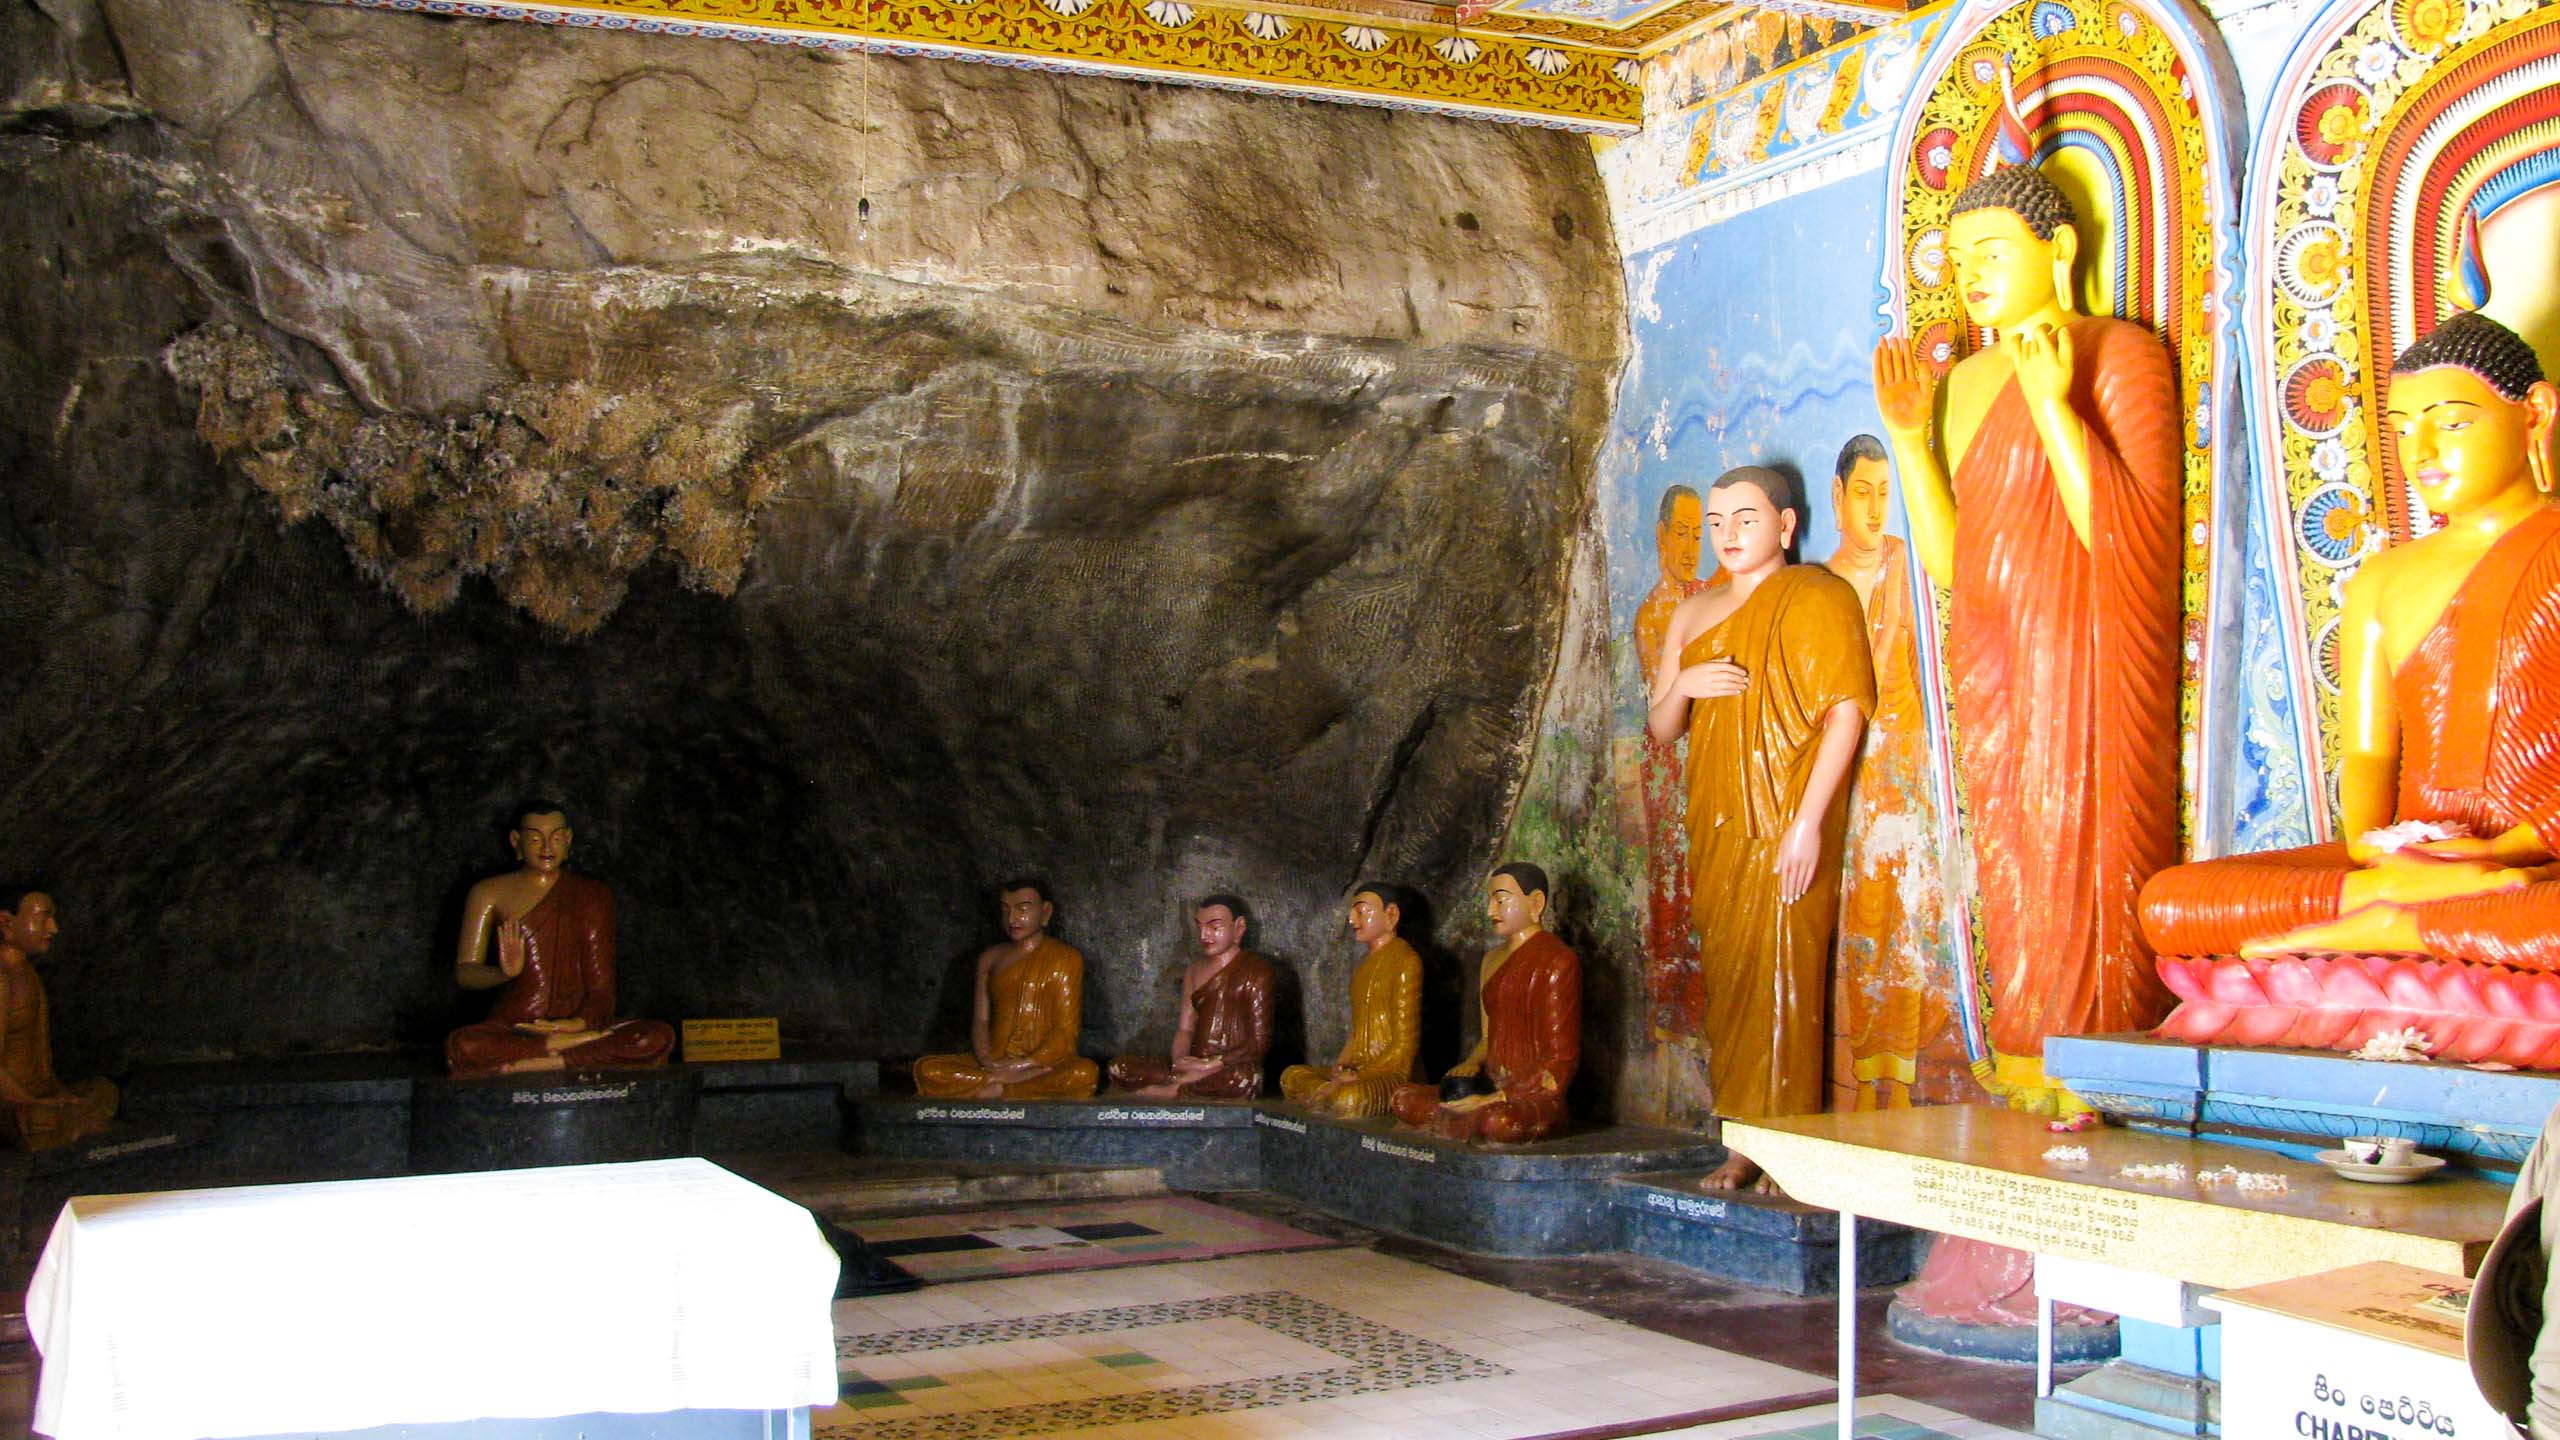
[0,0,1626,1084]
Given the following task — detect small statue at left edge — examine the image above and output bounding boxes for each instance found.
[447,803,676,1078]
[0,888,117,1150]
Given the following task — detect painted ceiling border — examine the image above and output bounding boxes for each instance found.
[316,0,1644,131]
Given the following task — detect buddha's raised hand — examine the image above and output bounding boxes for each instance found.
[1872,336,1935,442]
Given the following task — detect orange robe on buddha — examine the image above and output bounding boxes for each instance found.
[1952,316,2185,1058]
[915,937,1102,1099]
[2142,507,2560,969]
[445,874,675,1078]
[1685,564,1875,1119]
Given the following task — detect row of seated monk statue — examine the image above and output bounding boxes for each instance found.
[2140,311,2560,1047]
[1646,466,1874,1188]
[915,879,1100,1099]
[0,889,117,1150]
[1108,895,1275,1099]
[448,803,675,1078]
[1390,864,1583,1145]
[1280,885,1422,1118]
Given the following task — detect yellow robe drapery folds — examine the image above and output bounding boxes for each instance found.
[914,936,1100,1099]
[1280,937,1421,1118]
[1686,564,1876,1120]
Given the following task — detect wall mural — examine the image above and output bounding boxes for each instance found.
[2242,0,2560,833]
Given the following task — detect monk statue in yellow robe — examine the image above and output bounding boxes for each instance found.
[1391,864,1581,1144]
[1108,894,1275,1099]
[2141,312,2560,982]
[915,878,1100,1099]
[0,889,117,1150]
[1823,435,1962,1109]
[447,804,675,1078]
[1647,465,1874,1189]
[1871,163,2185,1109]
[1280,884,1421,1118]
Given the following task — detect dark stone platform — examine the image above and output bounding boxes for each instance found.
[1607,1169,1918,1295]
[411,1070,703,1174]
[1254,1109,1721,1257]
[850,1095,1263,1190]
[2047,1032,2560,1168]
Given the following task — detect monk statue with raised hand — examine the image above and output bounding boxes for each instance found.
[915,879,1100,1100]
[447,804,675,1078]
[1280,884,1421,1118]
[1108,894,1274,1100]
[1390,864,1580,1145]
[1870,160,2185,1109]
[1648,465,1874,1189]
[2142,313,2560,971]
[0,889,116,1150]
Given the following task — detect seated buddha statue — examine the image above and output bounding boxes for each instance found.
[1390,864,1580,1144]
[1279,884,1421,1118]
[447,804,676,1077]
[0,889,117,1150]
[1107,894,1274,1099]
[2141,312,2560,976]
[914,878,1101,1099]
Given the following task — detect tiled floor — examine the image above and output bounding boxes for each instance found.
[853,1196,1344,1282]
[1662,1394,2032,1437]
[815,1247,1837,1438]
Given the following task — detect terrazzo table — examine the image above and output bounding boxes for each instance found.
[26,1158,841,1440]
[1726,1105,2513,1440]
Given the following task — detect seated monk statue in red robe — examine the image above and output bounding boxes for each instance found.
[2140,313,2560,1049]
[0,889,117,1150]
[1391,863,1580,1144]
[447,804,675,1078]
[1108,894,1275,1099]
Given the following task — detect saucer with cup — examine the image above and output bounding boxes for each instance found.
[2316,1134,2446,1183]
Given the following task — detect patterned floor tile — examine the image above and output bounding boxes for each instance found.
[848,1196,1345,1284]
[1657,1393,2038,1438]
[815,1248,1828,1439]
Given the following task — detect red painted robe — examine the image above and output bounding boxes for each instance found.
[1950,316,2184,1056]
[446,873,675,1077]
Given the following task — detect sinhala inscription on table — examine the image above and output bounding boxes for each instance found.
[1910,1161,2143,1258]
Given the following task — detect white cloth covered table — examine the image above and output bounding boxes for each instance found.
[28,1158,841,1440]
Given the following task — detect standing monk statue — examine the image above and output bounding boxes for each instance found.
[1871,163,2185,1109]
[1648,466,1874,1189]
[0,889,117,1150]
[2142,314,2560,966]
[1824,435,1962,1109]
[447,804,675,1077]
[1390,864,1581,1144]
[1280,884,1422,1118]
[1108,895,1275,1100]
[914,879,1100,1100]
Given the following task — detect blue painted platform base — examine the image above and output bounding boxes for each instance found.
[1254,1109,1720,1256]
[1887,1300,2119,1366]
[851,1095,1263,1189]
[2047,1032,2560,1169]
[1608,1170,1918,1295]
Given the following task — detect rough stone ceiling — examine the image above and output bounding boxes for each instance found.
[303,0,1901,134]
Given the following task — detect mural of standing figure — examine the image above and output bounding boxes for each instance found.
[1633,484,1715,1050]
[1871,161,2185,1113]
[1820,435,1963,1110]
[1648,465,1874,1190]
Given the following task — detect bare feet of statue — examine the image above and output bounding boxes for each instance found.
[2241,902,2426,958]
[1700,1152,1761,1191]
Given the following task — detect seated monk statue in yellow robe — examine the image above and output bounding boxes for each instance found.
[1647,465,1874,1190]
[2141,312,2560,970]
[915,878,1101,1099]
[0,889,117,1150]
[1280,884,1421,1118]
[447,804,675,1078]
[1108,894,1274,1099]
[1390,864,1580,1144]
